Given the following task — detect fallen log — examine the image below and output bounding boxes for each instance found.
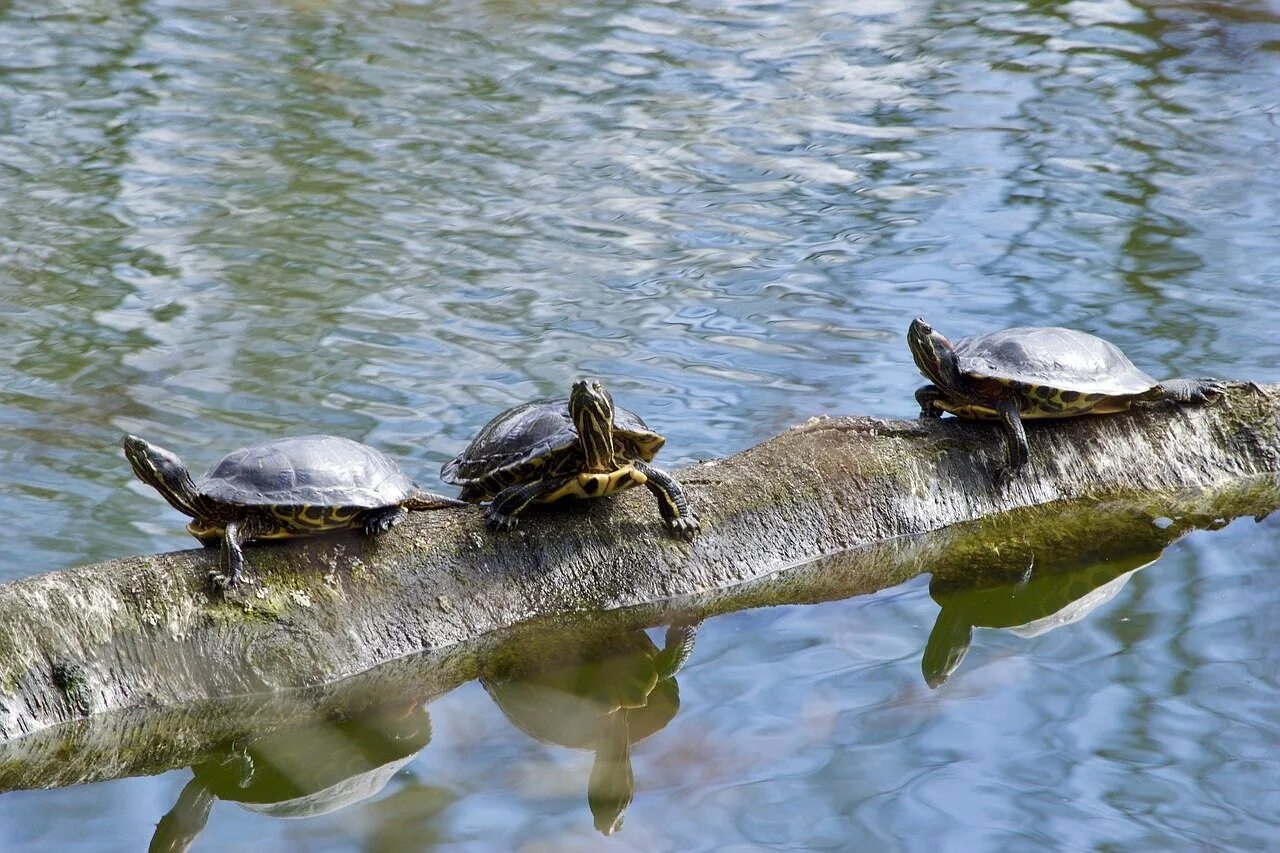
[2,475,1276,792]
[0,382,1276,741]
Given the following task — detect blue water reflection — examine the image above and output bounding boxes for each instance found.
[1,0,1279,847]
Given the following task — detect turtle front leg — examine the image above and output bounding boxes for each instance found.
[633,461,700,541]
[217,519,249,589]
[994,398,1029,480]
[915,384,947,418]
[215,517,273,590]
[1159,377,1225,405]
[485,477,574,532]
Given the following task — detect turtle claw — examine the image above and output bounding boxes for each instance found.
[208,569,254,594]
[362,507,406,536]
[1161,377,1226,405]
[484,508,520,533]
[209,567,255,594]
[1192,380,1226,403]
[668,516,701,542]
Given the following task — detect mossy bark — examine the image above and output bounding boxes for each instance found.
[0,382,1277,744]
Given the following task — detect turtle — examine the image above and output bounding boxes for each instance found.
[150,701,433,851]
[122,433,465,588]
[907,318,1223,476]
[441,379,699,540]
[482,622,698,835]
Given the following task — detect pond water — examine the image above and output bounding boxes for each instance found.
[1,0,1279,848]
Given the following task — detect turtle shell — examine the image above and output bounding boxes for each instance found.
[441,398,665,486]
[196,435,417,509]
[954,326,1157,396]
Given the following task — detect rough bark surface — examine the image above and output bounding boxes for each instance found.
[0,382,1276,742]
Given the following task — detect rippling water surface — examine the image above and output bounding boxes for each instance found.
[1,0,1278,848]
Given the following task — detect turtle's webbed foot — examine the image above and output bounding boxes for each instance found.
[1162,377,1226,405]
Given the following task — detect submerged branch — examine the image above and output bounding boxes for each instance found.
[0,382,1276,742]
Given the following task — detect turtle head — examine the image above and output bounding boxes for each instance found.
[121,434,203,518]
[570,380,616,472]
[908,317,960,388]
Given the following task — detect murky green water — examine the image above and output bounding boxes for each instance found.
[2,0,1279,848]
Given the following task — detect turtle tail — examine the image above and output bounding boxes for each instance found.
[403,490,469,512]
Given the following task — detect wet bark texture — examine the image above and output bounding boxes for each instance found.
[0,382,1276,742]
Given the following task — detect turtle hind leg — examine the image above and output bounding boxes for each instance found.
[994,398,1029,481]
[633,461,700,541]
[915,384,947,418]
[1160,377,1225,404]
[361,505,407,536]
[485,477,573,532]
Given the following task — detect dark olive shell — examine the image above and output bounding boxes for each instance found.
[196,435,416,508]
[440,398,665,487]
[954,326,1156,396]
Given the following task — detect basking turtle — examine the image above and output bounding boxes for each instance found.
[441,379,699,539]
[150,702,432,853]
[482,622,698,835]
[907,318,1223,476]
[123,434,465,588]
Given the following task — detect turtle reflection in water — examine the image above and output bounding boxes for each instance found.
[149,702,432,853]
[922,549,1159,688]
[482,622,698,835]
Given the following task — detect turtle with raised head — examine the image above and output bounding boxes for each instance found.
[907,318,1223,477]
[441,380,699,539]
[123,434,465,588]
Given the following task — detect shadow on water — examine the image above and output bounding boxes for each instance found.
[0,476,1276,839]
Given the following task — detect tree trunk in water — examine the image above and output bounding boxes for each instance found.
[0,382,1276,744]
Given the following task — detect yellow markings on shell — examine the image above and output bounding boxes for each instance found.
[937,385,1132,421]
[538,465,647,503]
[268,504,366,533]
